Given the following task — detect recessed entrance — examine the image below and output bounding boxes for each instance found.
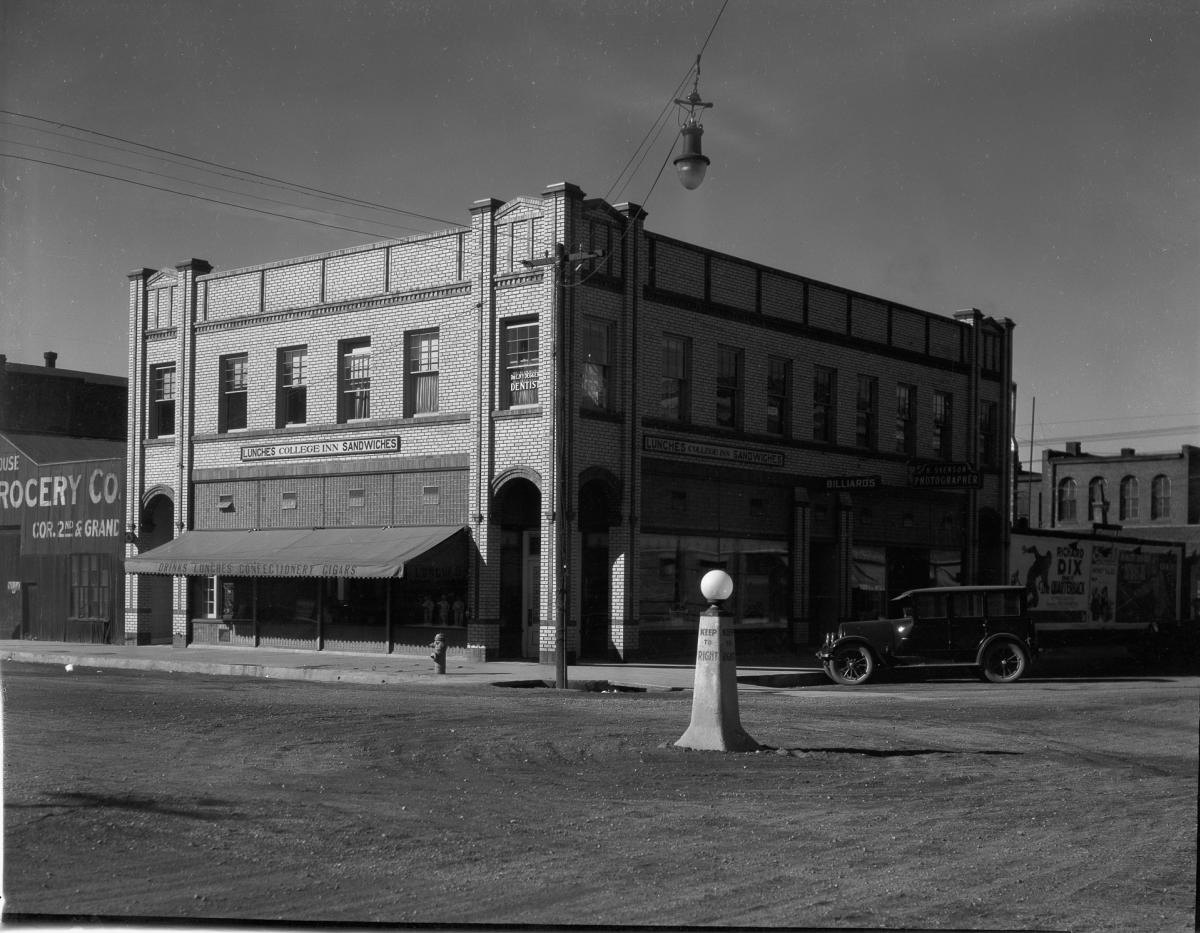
[495,477,541,660]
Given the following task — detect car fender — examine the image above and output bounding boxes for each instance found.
[823,636,889,667]
[975,632,1035,666]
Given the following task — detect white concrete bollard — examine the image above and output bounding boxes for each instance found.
[675,571,760,753]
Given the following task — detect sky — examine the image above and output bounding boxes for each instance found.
[1,0,1197,472]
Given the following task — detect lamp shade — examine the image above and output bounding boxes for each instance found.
[700,569,734,604]
[673,123,710,190]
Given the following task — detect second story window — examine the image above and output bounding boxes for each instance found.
[581,318,612,411]
[220,354,248,432]
[895,383,916,456]
[716,345,742,429]
[277,346,308,427]
[933,391,953,460]
[1089,477,1108,523]
[503,321,539,407]
[1057,477,1077,523]
[979,401,998,467]
[855,375,878,449]
[813,366,836,443]
[1119,476,1139,521]
[339,339,371,422]
[660,334,690,422]
[766,356,790,436]
[406,331,438,416]
[150,364,176,438]
[1151,475,1171,520]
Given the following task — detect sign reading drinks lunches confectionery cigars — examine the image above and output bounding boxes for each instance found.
[241,435,400,462]
[643,434,785,468]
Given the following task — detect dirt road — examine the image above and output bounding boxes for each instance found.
[3,662,1195,930]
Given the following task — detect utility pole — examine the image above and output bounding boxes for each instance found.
[522,243,605,688]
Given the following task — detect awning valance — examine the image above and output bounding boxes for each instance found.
[124,525,465,578]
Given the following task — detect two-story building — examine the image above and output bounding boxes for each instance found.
[123,181,1017,661]
[1,352,127,643]
[1034,441,1200,617]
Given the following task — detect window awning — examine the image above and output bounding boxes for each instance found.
[124,525,466,578]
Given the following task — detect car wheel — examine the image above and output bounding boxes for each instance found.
[979,639,1029,683]
[826,644,875,686]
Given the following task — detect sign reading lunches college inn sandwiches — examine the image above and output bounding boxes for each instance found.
[240,435,400,462]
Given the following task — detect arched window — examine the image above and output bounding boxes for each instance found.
[1151,475,1171,520]
[1119,476,1139,521]
[1057,477,1077,522]
[1088,477,1107,523]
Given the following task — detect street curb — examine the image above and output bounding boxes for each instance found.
[0,650,453,687]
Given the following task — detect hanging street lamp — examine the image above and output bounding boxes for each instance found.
[673,56,714,190]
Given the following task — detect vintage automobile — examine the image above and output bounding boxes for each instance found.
[815,585,1037,685]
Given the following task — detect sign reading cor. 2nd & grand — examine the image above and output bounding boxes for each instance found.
[908,462,983,488]
[241,435,400,462]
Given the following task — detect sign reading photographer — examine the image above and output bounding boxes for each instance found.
[643,434,785,467]
[241,435,400,462]
[908,462,982,488]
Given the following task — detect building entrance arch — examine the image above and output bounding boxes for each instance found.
[494,477,541,659]
[136,493,175,643]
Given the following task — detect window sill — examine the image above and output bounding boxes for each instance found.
[493,406,543,421]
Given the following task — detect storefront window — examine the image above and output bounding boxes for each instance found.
[638,534,789,631]
[69,554,110,620]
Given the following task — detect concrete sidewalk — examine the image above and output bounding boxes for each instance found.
[0,640,829,691]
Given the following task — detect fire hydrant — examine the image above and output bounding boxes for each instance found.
[429,632,446,674]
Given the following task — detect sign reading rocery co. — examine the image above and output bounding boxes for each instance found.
[240,435,400,462]
[0,447,125,553]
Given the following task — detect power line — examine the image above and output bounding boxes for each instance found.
[0,152,415,240]
[0,109,461,229]
[0,137,437,238]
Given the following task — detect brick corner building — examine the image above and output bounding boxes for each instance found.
[123,181,1016,662]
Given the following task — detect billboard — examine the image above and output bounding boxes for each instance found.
[1011,532,1182,630]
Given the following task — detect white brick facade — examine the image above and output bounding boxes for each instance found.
[124,181,1016,661]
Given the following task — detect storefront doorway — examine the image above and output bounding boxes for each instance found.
[495,476,541,659]
[579,477,615,659]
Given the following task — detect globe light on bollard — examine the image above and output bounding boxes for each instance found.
[675,570,760,752]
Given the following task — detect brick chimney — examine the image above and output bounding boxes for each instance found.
[44,351,57,368]
[1120,448,1135,457]
[1065,441,1082,456]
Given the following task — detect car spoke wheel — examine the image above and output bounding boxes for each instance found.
[827,644,875,686]
[980,639,1028,683]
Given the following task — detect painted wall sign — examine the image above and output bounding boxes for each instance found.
[240,435,400,462]
[643,434,785,468]
[908,462,982,488]
[0,449,125,554]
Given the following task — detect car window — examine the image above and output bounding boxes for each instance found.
[987,591,1022,617]
[912,593,946,619]
[952,593,985,618]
